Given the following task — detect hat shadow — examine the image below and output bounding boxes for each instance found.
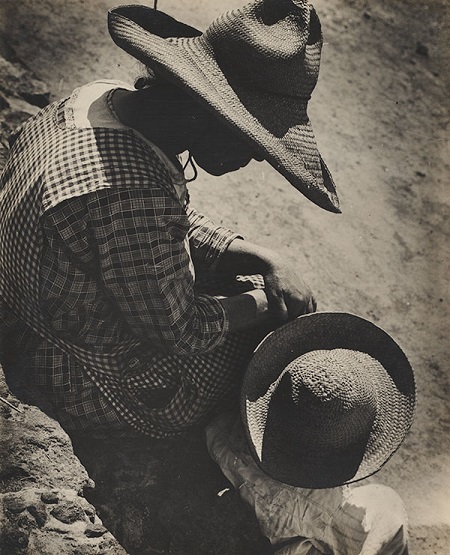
[260,372,370,488]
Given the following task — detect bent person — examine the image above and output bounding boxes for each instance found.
[0,1,415,553]
[0,0,329,440]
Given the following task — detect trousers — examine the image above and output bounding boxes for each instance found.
[206,412,408,555]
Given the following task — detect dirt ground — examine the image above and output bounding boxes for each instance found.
[0,0,449,553]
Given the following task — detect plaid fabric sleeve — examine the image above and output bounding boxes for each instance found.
[87,188,229,355]
[186,207,243,272]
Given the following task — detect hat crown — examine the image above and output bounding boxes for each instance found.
[203,0,322,97]
[279,350,379,449]
[259,349,382,487]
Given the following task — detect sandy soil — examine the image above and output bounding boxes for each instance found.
[0,0,449,553]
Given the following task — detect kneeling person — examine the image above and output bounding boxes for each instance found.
[207,312,415,555]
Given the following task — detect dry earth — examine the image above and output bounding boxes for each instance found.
[0,0,449,553]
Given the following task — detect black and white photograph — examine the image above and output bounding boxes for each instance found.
[0,1,448,553]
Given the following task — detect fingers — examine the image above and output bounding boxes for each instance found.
[306,294,317,314]
[267,290,316,324]
[265,288,289,325]
[263,264,317,324]
[286,292,316,319]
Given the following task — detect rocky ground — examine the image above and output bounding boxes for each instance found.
[0,384,127,554]
[0,0,449,554]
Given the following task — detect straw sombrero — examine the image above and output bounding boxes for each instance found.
[241,312,416,489]
[108,1,340,213]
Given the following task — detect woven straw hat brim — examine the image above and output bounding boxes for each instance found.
[241,312,416,488]
[108,9,340,213]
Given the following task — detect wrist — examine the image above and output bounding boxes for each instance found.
[218,289,270,332]
[248,288,269,314]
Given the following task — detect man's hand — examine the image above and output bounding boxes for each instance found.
[215,238,317,329]
[263,254,316,324]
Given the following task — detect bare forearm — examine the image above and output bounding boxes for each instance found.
[214,237,276,276]
[218,288,271,332]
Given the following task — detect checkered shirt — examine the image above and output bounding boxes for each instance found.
[0,86,262,436]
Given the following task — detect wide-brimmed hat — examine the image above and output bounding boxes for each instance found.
[108,1,340,213]
[241,312,416,488]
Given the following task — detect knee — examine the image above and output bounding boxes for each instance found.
[348,484,407,526]
[345,484,408,554]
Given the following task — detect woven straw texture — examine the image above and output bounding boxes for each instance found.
[241,312,416,488]
[108,1,340,212]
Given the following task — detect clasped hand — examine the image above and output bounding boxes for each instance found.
[215,239,316,332]
[262,253,317,325]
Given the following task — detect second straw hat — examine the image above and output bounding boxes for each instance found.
[241,312,416,489]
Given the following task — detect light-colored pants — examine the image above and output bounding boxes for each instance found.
[206,413,408,555]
